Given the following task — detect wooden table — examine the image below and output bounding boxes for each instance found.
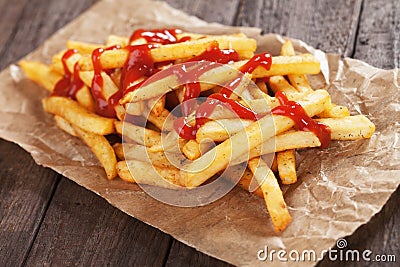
[1,0,399,266]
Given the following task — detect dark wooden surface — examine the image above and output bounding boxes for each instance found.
[0,0,398,266]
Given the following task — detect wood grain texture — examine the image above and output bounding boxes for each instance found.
[24,178,172,266]
[165,240,233,267]
[0,140,59,267]
[163,0,241,25]
[0,0,98,69]
[234,0,363,56]
[354,0,400,69]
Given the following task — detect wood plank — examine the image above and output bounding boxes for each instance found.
[234,0,363,56]
[165,240,233,267]
[24,178,172,266]
[0,0,31,69]
[0,140,59,267]
[326,1,400,266]
[353,0,400,68]
[0,0,99,69]
[163,0,240,25]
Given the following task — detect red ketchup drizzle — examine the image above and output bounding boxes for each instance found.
[129,28,191,44]
[271,91,331,148]
[121,44,158,95]
[239,53,272,73]
[91,45,121,118]
[180,42,241,116]
[174,52,272,140]
[52,49,84,99]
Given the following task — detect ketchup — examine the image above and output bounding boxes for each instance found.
[272,91,331,148]
[186,41,240,64]
[121,44,158,95]
[239,53,272,73]
[173,52,273,140]
[129,28,191,44]
[91,45,121,118]
[52,49,84,99]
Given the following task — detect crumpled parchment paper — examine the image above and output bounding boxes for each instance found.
[1,0,399,266]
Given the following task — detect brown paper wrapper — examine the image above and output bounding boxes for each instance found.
[1,0,399,266]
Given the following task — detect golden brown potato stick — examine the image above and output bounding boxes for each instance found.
[183,90,331,187]
[280,40,313,94]
[147,108,175,132]
[114,121,161,147]
[113,143,183,168]
[122,54,320,104]
[268,75,300,95]
[317,104,350,118]
[19,61,62,92]
[270,154,278,173]
[317,115,375,140]
[72,125,117,180]
[277,150,297,185]
[182,140,202,161]
[232,131,320,165]
[248,157,292,232]
[148,95,166,116]
[78,37,256,71]
[256,81,268,94]
[117,160,183,188]
[196,119,253,143]
[54,115,77,137]
[220,164,263,198]
[42,96,115,135]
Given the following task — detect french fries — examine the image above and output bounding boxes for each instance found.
[42,96,115,135]
[19,28,376,233]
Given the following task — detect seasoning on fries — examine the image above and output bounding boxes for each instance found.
[19,27,375,232]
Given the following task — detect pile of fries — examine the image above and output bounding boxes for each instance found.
[20,28,375,232]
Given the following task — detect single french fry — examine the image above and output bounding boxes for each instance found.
[271,154,278,173]
[281,40,313,94]
[182,140,208,161]
[220,163,264,198]
[182,90,331,187]
[113,143,182,168]
[116,160,183,188]
[287,74,313,94]
[72,125,117,180]
[268,75,300,95]
[196,86,334,143]
[232,130,321,165]
[256,81,268,94]
[148,95,166,116]
[42,96,115,135]
[147,108,175,132]
[148,130,188,153]
[19,61,62,92]
[196,119,253,143]
[248,157,291,232]
[317,104,350,118]
[54,115,77,137]
[114,121,161,147]
[316,115,375,140]
[122,54,320,104]
[79,37,256,71]
[234,54,320,78]
[277,150,297,185]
